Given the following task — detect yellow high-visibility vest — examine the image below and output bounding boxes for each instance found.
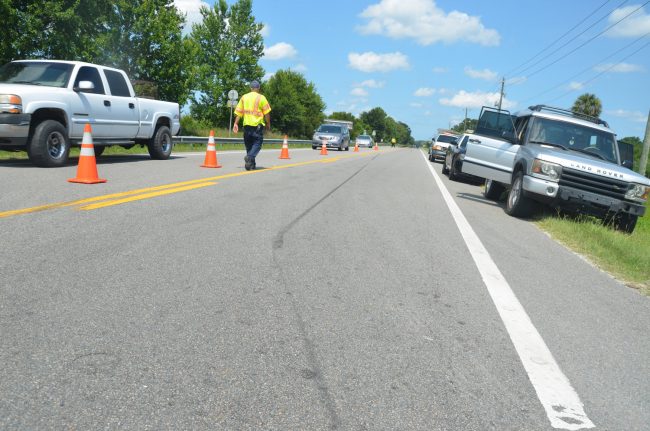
[234,92,271,127]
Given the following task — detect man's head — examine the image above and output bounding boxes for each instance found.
[249,80,260,91]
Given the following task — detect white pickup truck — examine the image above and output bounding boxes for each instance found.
[462,105,650,233]
[0,60,180,167]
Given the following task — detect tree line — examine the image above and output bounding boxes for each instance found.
[1,0,414,143]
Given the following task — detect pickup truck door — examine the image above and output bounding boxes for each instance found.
[102,69,139,139]
[69,65,112,138]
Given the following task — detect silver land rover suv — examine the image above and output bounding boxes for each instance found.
[462,105,650,233]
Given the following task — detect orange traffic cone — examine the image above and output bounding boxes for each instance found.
[373,142,379,151]
[201,130,222,168]
[353,142,359,152]
[279,135,290,159]
[320,138,328,155]
[68,124,106,184]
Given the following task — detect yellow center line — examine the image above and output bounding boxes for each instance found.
[0,151,377,218]
[79,182,217,210]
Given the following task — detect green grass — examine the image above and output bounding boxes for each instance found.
[536,202,650,295]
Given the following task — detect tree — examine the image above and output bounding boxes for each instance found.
[190,0,264,126]
[264,70,325,138]
[619,136,649,177]
[451,118,478,133]
[100,0,192,104]
[571,93,602,118]
[0,0,112,64]
[360,107,388,142]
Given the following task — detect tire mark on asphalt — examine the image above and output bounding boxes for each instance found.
[271,155,376,430]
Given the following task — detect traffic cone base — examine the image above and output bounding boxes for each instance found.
[279,135,291,159]
[353,143,359,152]
[320,140,328,155]
[201,130,222,168]
[68,124,106,184]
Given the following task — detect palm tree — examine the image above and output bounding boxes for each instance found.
[571,93,602,118]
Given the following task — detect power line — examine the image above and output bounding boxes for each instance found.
[524,1,650,80]
[505,0,616,78]
[545,39,650,104]
[521,32,650,104]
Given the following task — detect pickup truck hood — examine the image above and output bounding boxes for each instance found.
[533,144,650,185]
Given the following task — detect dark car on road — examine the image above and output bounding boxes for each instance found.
[442,134,483,183]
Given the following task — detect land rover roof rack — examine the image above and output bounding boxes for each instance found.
[528,105,608,127]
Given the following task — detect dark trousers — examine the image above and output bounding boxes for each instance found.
[243,125,264,160]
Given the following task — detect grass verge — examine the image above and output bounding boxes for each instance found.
[536,203,650,295]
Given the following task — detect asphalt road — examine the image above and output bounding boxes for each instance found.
[1,146,649,430]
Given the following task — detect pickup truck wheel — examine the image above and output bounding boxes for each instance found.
[147,125,173,160]
[483,178,504,200]
[505,171,534,217]
[27,120,70,167]
[611,213,638,234]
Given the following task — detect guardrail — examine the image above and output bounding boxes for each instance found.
[172,136,313,145]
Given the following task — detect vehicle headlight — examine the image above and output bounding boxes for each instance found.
[0,94,22,114]
[531,159,562,181]
[625,183,649,202]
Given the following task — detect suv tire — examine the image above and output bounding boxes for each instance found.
[147,125,173,159]
[483,178,504,200]
[505,171,535,217]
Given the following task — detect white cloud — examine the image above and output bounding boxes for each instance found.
[358,0,500,46]
[606,5,650,37]
[262,72,275,82]
[464,67,498,81]
[594,62,645,73]
[264,42,297,60]
[260,24,270,38]
[432,67,447,73]
[414,87,436,97]
[351,87,369,97]
[174,0,209,31]
[348,51,410,72]
[568,82,584,90]
[439,90,516,109]
[357,79,385,88]
[606,109,648,122]
[410,102,424,108]
[292,63,308,72]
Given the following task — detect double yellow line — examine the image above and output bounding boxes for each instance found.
[1,153,371,219]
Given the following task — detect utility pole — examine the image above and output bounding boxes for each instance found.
[640,109,650,176]
[497,77,505,111]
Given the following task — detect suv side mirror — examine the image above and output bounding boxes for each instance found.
[622,159,633,169]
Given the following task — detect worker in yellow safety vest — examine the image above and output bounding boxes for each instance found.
[232,80,272,170]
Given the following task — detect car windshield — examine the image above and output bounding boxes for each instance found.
[358,135,370,140]
[0,62,73,88]
[436,135,457,143]
[318,125,342,134]
[527,117,617,163]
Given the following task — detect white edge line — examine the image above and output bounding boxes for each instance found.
[420,151,594,430]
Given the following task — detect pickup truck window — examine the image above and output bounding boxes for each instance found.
[104,70,132,97]
[0,61,72,88]
[74,66,105,94]
[527,117,617,163]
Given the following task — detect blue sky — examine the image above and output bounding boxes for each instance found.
[175,0,650,140]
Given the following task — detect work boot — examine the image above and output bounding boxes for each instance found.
[244,156,252,171]
[251,157,256,170]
